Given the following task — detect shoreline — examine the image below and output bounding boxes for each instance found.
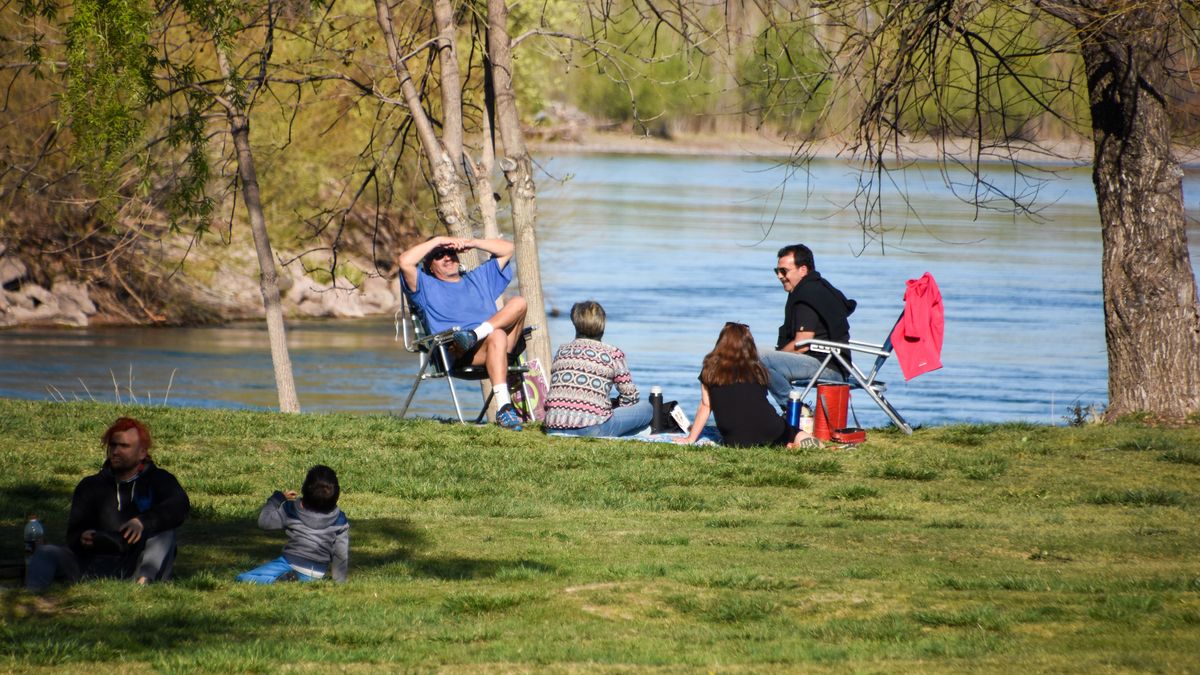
[529,130,1098,166]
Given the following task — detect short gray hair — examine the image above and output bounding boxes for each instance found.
[571,300,606,340]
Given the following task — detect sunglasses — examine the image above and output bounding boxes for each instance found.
[773,267,793,276]
[431,248,458,260]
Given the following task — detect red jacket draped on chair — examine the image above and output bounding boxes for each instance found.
[890,272,944,381]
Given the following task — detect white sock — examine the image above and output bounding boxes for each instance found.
[474,322,495,340]
[493,384,512,408]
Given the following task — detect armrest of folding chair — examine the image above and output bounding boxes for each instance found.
[796,338,889,359]
[395,306,455,354]
[415,328,458,352]
[789,338,887,399]
[846,338,887,352]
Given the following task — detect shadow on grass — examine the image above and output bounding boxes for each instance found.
[0,481,75,520]
[0,481,77,561]
[175,515,428,578]
[176,516,558,582]
[1,592,292,665]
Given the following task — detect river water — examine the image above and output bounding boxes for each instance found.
[3,153,1199,428]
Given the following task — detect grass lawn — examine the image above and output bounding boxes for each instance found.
[1,398,1198,672]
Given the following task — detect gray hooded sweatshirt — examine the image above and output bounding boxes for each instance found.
[258,491,350,582]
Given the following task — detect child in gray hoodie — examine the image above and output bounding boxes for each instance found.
[236,465,350,583]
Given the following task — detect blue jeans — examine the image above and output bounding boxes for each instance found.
[236,556,321,584]
[549,400,653,437]
[760,350,843,408]
[25,530,178,593]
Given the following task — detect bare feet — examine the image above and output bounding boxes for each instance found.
[787,433,822,449]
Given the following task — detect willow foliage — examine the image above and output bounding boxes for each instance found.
[61,0,156,213]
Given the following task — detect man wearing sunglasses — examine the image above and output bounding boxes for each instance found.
[760,244,857,408]
[399,235,528,430]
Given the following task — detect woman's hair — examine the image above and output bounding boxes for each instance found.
[571,300,606,340]
[301,465,340,513]
[699,322,770,387]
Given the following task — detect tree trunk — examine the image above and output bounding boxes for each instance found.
[486,0,553,369]
[215,50,300,414]
[433,0,464,169]
[374,0,476,254]
[1079,4,1200,421]
[475,67,500,240]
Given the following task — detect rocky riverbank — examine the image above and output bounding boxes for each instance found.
[0,241,404,329]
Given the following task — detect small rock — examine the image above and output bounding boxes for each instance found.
[0,256,26,287]
[52,278,98,317]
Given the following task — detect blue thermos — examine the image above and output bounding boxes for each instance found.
[786,390,803,430]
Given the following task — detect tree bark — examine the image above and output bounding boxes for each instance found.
[1077,3,1200,420]
[474,65,501,240]
[432,0,464,169]
[215,49,300,414]
[486,0,553,369]
[374,0,475,253]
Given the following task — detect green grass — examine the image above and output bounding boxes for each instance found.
[1086,489,1187,507]
[1,399,1199,672]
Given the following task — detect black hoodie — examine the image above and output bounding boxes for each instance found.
[776,270,857,374]
[66,458,190,558]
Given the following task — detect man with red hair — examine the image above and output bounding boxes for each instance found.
[25,417,190,593]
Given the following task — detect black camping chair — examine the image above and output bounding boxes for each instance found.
[394,292,534,423]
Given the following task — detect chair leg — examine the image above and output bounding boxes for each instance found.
[444,373,468,424]
[436,344,468,424]
[474,389,495,425]
[796,353,838,401]
[858,383,913,434]
[513,373,533,421]
[398,362,432,419]
[839,355,913,434]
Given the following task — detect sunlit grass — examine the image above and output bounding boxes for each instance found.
[1,399,1198,671]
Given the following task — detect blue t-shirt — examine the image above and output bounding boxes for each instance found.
[403,258,513,333]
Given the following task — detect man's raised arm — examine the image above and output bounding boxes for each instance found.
[471,238,515,270]
[398,236,452,290]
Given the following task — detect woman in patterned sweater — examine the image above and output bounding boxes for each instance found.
[544,301,652,437]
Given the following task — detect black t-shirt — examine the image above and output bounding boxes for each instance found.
[706,381,791,447]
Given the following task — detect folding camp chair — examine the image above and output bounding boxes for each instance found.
[790,313,913,434]
[394,293,533,423]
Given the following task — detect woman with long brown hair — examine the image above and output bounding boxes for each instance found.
[676,322,819,448]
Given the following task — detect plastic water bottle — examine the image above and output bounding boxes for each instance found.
[23,515,44,557]
[649,386,665,434]
[786,390,804,431]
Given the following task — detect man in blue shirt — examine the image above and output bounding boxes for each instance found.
[399,236,528,430]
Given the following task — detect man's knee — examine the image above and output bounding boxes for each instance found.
[25,544,79,593]
[483,328,509,353]
[504,295,527,316]
[135,530,178,583]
